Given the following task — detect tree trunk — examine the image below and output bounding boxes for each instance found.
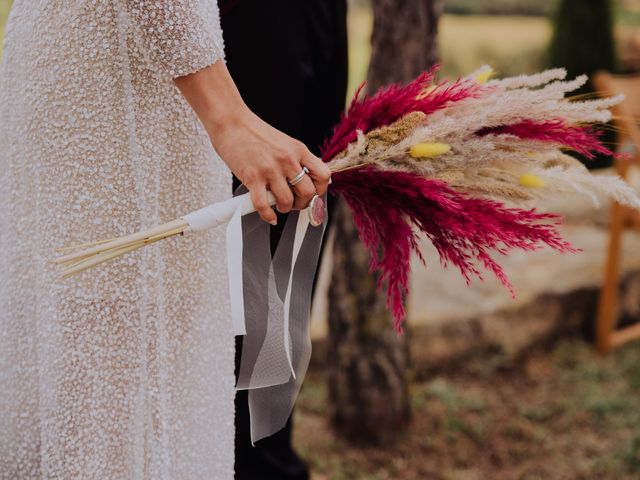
[327,0,442,446]
[327,199,411,445]
[367,0,442,90]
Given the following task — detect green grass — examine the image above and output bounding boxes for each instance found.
[296,339,640,479]
[444,0,555,17]
[443,0,640,27]
[347,6,639,95]
[346,4,373,100]
[440,14,552,77]
[347,8,552,94]
[617,8,640,26]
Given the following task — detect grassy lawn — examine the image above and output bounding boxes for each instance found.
[347,6,640,98]
[296,338,640,479]
[347,9,553,97]
[439,15,551,78]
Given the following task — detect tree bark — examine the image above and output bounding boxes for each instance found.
[327,0,442,446]
[327,199,411,445]
[367,0,442,90]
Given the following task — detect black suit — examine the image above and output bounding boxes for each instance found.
[220,1,348,479]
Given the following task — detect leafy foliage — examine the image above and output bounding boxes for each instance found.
[548,0,617,81]
[548,0,618,169]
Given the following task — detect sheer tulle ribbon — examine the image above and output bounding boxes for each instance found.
[184,188,327,443]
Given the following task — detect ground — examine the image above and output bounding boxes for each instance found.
[295,338,640,480]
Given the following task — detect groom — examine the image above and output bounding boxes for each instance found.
[220,1,348,479]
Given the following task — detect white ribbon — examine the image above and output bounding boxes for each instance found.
[182,190,326,442]
[183,191,276,232]
[183,192,277,335]
[225,196,250,335]
[282,212,309,378]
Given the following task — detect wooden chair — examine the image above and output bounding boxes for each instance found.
[593,71,640,354]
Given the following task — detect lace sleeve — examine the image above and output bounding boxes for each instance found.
[122,0,225,79]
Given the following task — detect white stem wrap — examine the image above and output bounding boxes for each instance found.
[181,191,277,232]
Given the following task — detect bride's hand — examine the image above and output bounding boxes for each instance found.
[210,107,330,225]
[174,62,331,225]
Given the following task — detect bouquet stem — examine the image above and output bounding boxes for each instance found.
[55,219,189,278]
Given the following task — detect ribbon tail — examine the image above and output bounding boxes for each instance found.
[282,212,310,379]
[226,196,252,336]
[248,207,328,443]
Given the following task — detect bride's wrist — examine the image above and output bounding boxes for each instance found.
[204,102,251,138]
[203,105,257,157]
[174,61,250,141]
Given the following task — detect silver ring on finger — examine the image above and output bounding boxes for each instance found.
[288,166,309,187]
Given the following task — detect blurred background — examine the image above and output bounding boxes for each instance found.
[1,0,640,478]
[310,1,640,479]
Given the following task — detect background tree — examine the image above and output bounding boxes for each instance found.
[548,0,617,169]
[327,0,443,445]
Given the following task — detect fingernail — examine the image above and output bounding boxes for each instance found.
[269,219,277,226]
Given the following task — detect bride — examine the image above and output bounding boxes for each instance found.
[0,1,329,478]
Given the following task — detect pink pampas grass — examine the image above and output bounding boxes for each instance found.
[322,66,484,161]
[477,119,613,159]
[331,167,576,332]
[321,66,633,331]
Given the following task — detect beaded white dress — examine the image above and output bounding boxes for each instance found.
[0,1,235,478]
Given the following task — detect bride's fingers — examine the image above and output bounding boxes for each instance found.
[248,182,277,225]
[301,154,331,196]
[270,177,294,213]
[292,174,316,210]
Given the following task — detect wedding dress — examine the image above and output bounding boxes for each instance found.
[0,1,235,478]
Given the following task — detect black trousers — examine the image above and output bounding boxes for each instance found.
[220,1,348,479]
